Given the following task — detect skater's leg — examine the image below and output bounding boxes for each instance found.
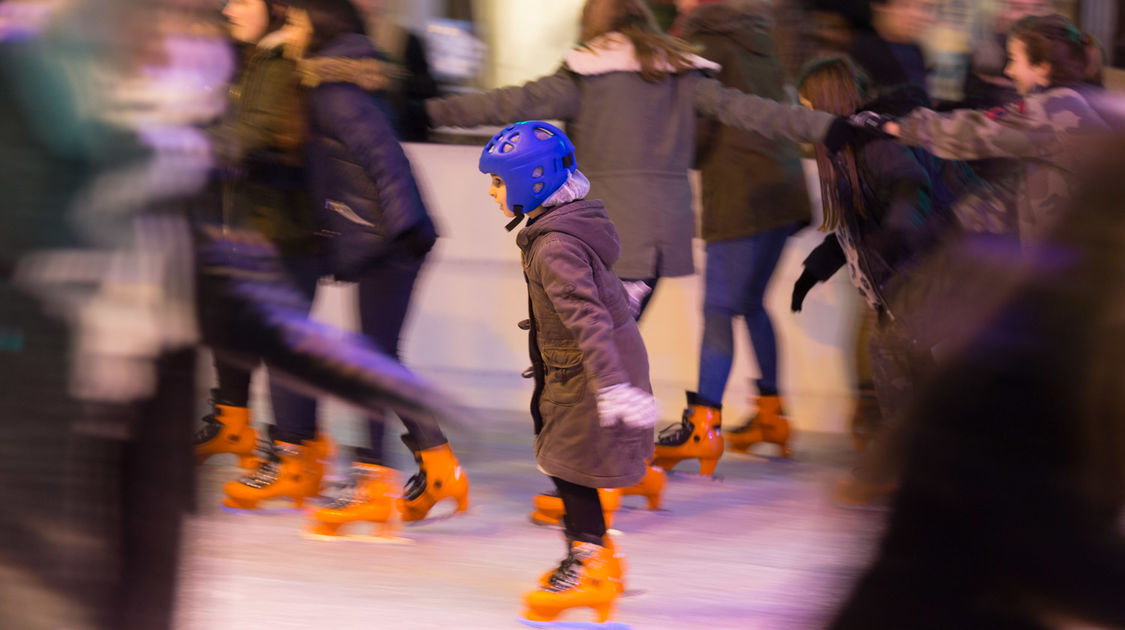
[356,255,449,450]
[213,359,251,407]
[697,239,741,403]
[737,224,793,397]
[355,256,467,520]
[267,255,322,443]
[551,476,606,545]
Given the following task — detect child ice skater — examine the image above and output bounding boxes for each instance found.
[478,120,658,625]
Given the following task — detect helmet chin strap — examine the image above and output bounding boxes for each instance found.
[504,206,525,232]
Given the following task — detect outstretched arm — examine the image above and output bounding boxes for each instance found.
[693,76,835,145]
[426,69,580,129]
[888,100,1067,161]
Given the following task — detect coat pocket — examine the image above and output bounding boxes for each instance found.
[540,347,587,407]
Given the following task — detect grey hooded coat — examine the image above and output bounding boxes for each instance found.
[518,199,653,488]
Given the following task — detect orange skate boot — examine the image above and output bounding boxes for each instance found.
[397,441,470,522]
[522,541,620,625]
[221,433,332,511]
[306,462,403,541]
[652,392,723,475]
[193,392,257,468]
[538,535,626,594]
[619,463,666,509]
[725,395,793,458]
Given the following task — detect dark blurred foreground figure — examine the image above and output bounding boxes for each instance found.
[829,134,1125,630]
[0,2,462,627]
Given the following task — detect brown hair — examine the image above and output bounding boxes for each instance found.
[580,0,700,82]
[1010,13,1104,87]
[797,57,868,231]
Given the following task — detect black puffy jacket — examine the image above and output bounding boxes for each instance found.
[304,34,436,280]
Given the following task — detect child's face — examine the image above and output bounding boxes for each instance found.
[488,175,514,217]
[1005,37,1050,95]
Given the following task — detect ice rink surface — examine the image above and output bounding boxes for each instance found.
[176,409,884,630]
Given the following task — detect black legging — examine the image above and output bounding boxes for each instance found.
[354,253,448,464]
[213,254,321,443]
[552,476,606,545]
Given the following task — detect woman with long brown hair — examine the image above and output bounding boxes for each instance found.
[791,56,980,500]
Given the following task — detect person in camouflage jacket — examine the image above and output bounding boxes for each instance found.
[884,14,1108,245]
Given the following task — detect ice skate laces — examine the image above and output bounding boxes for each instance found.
[324,465,371,509]
[543,547,589,592]
[237,440,280,489]
[192,412,222,444]
[655,409,695,446]
[403,468,427,501]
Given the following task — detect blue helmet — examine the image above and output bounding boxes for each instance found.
[478,121,577,223]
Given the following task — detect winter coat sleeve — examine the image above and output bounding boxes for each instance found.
[690,34,729,166]
[310,85,428,245]
[802,233,845,282]
[693,76,834,144]
[894,93,1083,162]
[533,235,630,390]
[425,69,581,128]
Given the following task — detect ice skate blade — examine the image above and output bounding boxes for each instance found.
[529,514,564,529]
[219,503,302,516]
[402,503,474,526]
[301,530,412,544]
[519,618,629,630]
[666,469,723,483]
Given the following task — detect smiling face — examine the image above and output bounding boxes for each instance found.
[222,0,270,44]
[487,175,513,217]
[1005,36,1051,95]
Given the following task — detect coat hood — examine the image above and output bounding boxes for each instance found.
[298,33,398,90]
[517,200,621,269]
[681,1,775,56]
[564,32,720,76]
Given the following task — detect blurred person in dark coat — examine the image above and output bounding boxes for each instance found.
[828,133,1125,630]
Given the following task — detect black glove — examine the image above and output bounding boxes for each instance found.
[848,111,893,134]
[823,112,893,153]
[791,268,819,313]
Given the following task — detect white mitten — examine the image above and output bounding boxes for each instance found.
[596,383,659,429]
[621,280,653,319]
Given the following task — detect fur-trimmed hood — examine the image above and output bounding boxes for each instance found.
[564,32,720,76]
[295,33,402,91]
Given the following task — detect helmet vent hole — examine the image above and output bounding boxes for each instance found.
[533,183,544,193]
[533,127,554,140]
[532,166,543,178]
[501,142,515,153]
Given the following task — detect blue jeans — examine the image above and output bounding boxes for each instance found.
[697,224,797,403]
